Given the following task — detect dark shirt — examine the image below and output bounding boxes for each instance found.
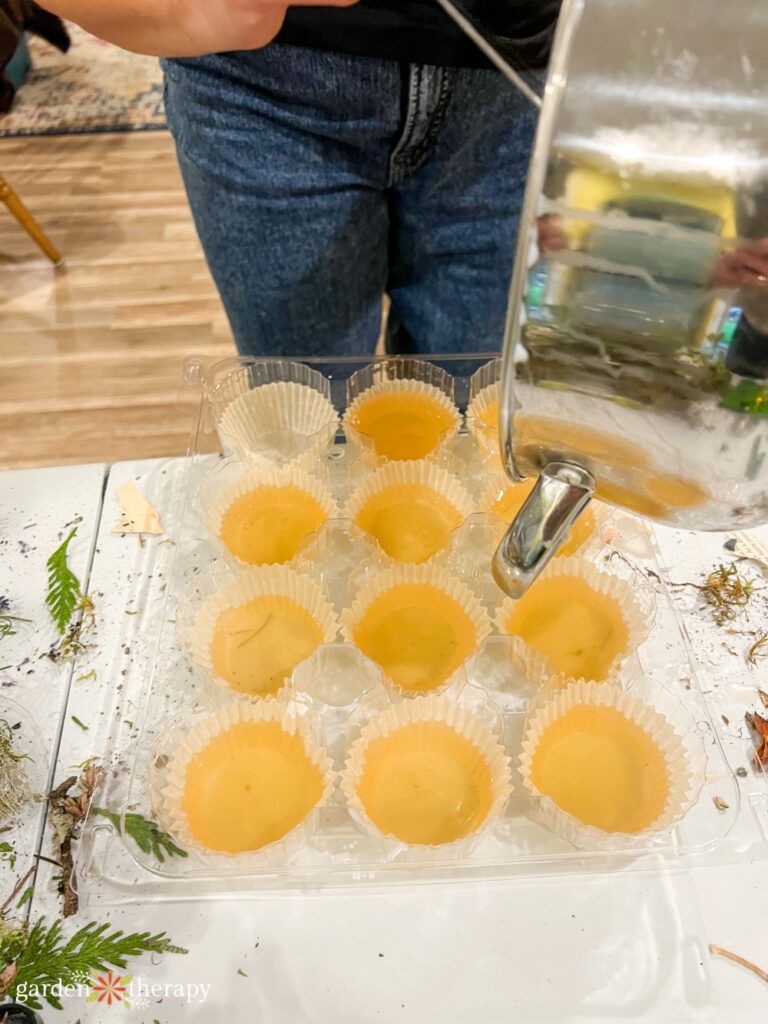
[277,0,561,70]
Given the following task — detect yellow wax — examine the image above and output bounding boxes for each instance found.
[357,721,494,844]
[515,415,650,472]
[354,483,465,563]
[473,397,499,448]
[490,478,596,557]
[643,473,707,510]
[529,705,669,833]
[219,485,328,564]
[352,584,478,693]
[349,391,455,460]
[478,399,499,430]
[502,575,628,681]
[490,477,537,522]
[595,480,667,519]
[181,721,324,853]
[210,596,324,696]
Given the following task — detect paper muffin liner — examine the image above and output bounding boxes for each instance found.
[518,677,707,850]
[342,379,461,463]
[481,468,611,560]
[343,460,476,564]
[179,565,339,700]
[340,692,512,851]
[340,563,492,695]
[494,553,655,683]
[215,380,339,467]
[201,464,339,569]
[466,381,500,456]
[155,700,335,864]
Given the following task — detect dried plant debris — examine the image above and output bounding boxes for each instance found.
[747,635,768,665]
[759,689,768,709]
[713,796,729,811]
[700,564,755,625]
[0,598,31,643]
[670,562,756,626]
[48,764,104,917]
[0,720,37,824]
[709,944,768,984]
[746,711,768,769]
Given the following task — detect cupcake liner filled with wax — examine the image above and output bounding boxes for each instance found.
[340,692,511,850]
[343,459,476,565]
[155,700,335,863]
[179,565,339,700]
[201,463,339,569]
[340,563,492,695]
[494,553,655,684]
[518,676,707,850]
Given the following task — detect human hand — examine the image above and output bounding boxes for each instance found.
[40,0,358,57]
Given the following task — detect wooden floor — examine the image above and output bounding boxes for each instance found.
[0,131,235,469]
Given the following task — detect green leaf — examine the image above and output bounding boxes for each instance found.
[17,884,34,909]
[45,528,82,635]
[91,807,188,864]
[6,917,186,1010]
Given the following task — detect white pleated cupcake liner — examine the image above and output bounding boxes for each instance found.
[340,692,512,852]
[494,552,655,684]
[178,565,339,699]
[214,380,339,467]
[154,699,335,865]
[342,379,461,463]
[518,677,707,850]
[340,563,493,696]
[465,381,500,456]
[200,464,339,570]
[343,459,476,564]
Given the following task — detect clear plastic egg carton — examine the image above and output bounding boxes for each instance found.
[81,355,766,900]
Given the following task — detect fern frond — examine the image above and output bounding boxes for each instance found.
[45,528,82,635]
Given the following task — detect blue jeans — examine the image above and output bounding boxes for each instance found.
[162,45,539,357]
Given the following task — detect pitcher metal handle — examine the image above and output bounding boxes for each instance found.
[492,461,596,598]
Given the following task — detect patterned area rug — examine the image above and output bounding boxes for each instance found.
[0,23,166,136]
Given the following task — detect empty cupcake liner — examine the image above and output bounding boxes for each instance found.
[466,381,500,456]
[519,677,707,850]
[340,692,512,850]
[155,699,335,864]
[340,563,493,695]
[179,565,339,699]
[214,380,339,467]
[343,459,476,564]
[494,553,655,684]
[342,379,461,463]
[201,464,339,569]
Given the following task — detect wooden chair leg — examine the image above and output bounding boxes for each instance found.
[0,172,63,264]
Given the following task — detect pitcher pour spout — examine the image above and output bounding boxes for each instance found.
[492,462,596,599]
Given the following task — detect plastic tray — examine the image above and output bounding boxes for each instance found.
[77,355,768,901]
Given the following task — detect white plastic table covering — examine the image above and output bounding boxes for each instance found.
[5,459,768,1023]
[0,463,106,902]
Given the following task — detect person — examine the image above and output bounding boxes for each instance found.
[39,0,560,356]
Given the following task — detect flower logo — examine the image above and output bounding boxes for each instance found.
[87,971,132,1008]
